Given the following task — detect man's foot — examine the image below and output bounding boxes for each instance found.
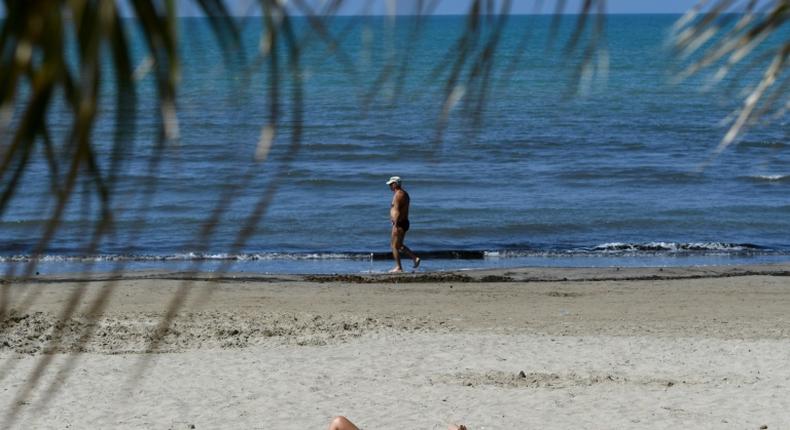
[389,267,403,273]
[413,257,421,269]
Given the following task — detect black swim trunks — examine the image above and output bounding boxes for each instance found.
[395,219,410,231]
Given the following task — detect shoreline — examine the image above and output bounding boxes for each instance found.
[5,252,790,279]
[5,261,790,283]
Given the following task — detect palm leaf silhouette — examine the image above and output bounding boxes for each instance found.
[0,1,787,426]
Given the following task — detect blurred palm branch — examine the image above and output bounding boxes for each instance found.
[671,0,789,156]
[0,0,787,425]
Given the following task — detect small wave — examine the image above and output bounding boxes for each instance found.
[0,243,780,264]
[591,242,762,253]
[0,252,377,263]
[742,174,790,183]
[485,242,771,257]
[348,133,407,143]
[736,140,787,150]
[1,250,488,263]
[557,168,703,184]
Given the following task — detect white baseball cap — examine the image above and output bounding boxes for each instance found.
[386,176,402,185]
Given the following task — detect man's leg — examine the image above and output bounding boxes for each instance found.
[399,240,420,268]
[390,227,404,272]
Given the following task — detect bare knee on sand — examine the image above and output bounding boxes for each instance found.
[327,416,360,430]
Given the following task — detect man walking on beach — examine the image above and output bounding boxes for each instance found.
[387,176,420,273]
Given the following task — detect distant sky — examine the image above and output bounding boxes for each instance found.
[175,0,705,16]
[0,1,749,18]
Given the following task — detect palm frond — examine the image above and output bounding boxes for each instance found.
[6,1,788,424]
[672,0,789,153]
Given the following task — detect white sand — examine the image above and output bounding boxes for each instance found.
[1,266,790,429]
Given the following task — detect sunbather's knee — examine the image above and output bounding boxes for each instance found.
[328,416,355,430]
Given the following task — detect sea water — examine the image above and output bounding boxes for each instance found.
[3,15,789,274]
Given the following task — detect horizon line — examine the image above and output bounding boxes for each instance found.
[134,12,716,18]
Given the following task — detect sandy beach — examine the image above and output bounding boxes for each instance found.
[1,264,790,429]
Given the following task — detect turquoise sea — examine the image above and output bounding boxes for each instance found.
[3,15,789,274]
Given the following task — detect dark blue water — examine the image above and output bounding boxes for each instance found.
[3,15,789,274]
